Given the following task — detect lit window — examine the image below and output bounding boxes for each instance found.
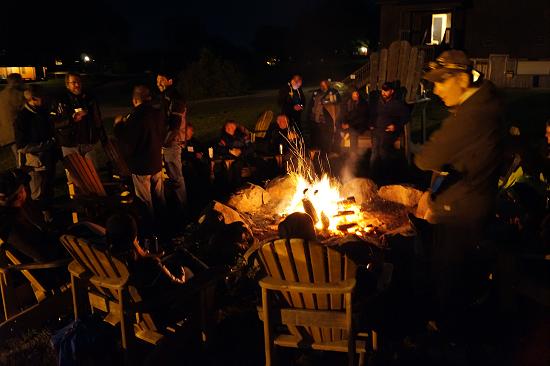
[430,13,452,45]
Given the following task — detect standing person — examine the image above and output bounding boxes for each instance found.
[14,85,56,221]
[278,74,305,131]
[0,73,25,166]
[308,80,341,156]
[114,85,165,218]
[51,72,106,166]
[369,82,409,183]
[156,70,187,210]
[414,50,503,331]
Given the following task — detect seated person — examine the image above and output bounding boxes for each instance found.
[106,213,193,292]
[217,120,252,159]
[0,169,63,263]
[216,120,254,188]
[266,114,299,156]
[105,214,208,324]
[182,123,205,161]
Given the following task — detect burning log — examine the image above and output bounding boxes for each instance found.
[337,223,358,232]
[302,196,319,223]
[338,197,356,206]
[334,210,355,217]
[320,212,330,230]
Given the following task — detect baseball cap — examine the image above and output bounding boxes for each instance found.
[424,50,473,82]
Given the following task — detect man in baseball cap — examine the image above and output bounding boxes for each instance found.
[423,50,483,107]
[414,49,502,332]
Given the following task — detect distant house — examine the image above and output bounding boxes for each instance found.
[377,0,550,87]
[0,66,47,81]
[377,0,550,59]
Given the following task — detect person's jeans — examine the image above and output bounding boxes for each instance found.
[29,166,56,211]
[369,130,396,181]
[163,145,187,207]
[132,171,165,217]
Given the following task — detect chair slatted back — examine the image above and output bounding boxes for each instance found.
[60,235,128,301]
[63,153,107,197]
[253,110,274,139]
[258,239,357,344]
[103,139,131,178]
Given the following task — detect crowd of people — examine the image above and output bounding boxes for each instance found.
[0,48,548,362]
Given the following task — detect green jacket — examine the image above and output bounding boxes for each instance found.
[414,81,504,225]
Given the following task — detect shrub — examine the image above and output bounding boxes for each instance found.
[178,48,247,100]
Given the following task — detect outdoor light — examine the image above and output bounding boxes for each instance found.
[83,55,91,63]
[358,46,368,56]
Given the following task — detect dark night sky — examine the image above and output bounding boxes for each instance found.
[111,0,318,48]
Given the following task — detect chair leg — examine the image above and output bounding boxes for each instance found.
[261,288,273,366]
[358,351,366,366]
[70,274,79,320]
[0,272,9,321]
[372,330,378,352]
[118,289,128,350]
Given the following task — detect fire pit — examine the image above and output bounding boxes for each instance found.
[224,174,417,247]
[223,133,419,246]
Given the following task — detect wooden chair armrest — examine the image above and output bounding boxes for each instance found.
[90,276,128,290]
[68,261,91,279]
[0,257,71,273]
[259,277,356,294]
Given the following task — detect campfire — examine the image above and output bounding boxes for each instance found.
[283,173,379,237]
[215,129,418,246]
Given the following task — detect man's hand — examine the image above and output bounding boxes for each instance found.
[229,148,242,157]
[73,110,88,122]
[293,104,303,111]
[385,124,396,132]
[114,115,125,125]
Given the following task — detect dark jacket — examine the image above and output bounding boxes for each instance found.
[278,83,305,120]
[266,122,296,155]
[414,81,503,225]
[343,99,368,131]
[51,92,105,147]
[182,137,204,160]
[15,104,55,154]
[308,87,341,125]
[159,87,186,147]
[217,127,251,157]
[114,103,164,176]
[369,94,409,134]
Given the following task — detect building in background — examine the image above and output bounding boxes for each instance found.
[0,66,47,81]
[377,0,549,59]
